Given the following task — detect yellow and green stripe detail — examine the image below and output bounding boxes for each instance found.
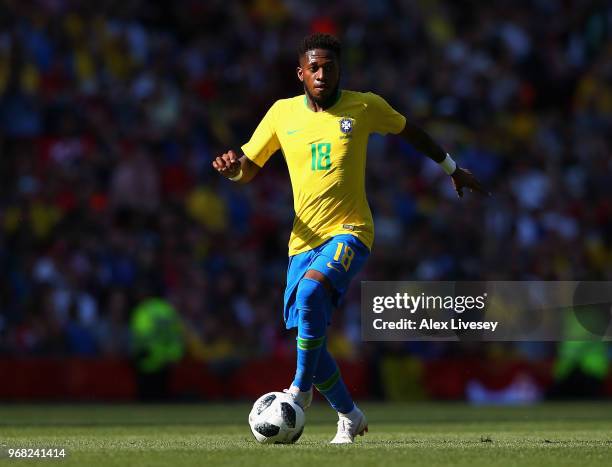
[314,368,341,393]
[297,336,325,351]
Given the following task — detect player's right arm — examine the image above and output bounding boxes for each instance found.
[212,150,260,184]
[212,101,281,184]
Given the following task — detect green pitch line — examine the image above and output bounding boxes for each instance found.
[1,403,611,467]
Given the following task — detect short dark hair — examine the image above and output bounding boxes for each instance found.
[298,33,341,60]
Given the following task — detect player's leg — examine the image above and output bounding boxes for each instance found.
[283,234,369,430]
[287,270,332,409]
[305,235,370,442]
[313,341,353,413]
[313,338,368,443]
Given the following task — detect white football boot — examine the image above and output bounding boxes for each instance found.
[330,405,368,444]
[284,385,313,410]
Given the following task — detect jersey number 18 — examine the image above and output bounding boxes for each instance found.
[311,143,331,171]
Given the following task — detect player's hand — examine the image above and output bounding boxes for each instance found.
[212,150,241,179]
[450,167,491,198]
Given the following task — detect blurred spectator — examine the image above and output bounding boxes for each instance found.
[131,292,185,401]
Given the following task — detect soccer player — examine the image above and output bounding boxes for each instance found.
[213,33,487,443]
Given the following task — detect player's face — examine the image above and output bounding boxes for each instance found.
[297,49,340,106]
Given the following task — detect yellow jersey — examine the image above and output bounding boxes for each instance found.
[241,90,406,256]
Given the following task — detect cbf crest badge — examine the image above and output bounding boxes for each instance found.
[339,117,353,134]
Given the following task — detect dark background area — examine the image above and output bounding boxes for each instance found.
[0,0,610,401]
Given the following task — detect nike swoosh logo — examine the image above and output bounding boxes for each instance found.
[287,129,303,135]
[326,262,341,272]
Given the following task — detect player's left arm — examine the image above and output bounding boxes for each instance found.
[398,121,490,198]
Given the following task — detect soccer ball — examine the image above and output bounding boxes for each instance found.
[248,391,305,444]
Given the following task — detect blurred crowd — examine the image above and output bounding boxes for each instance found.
[0,0,611,368]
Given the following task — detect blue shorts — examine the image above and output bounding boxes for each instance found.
[283,234,370,329]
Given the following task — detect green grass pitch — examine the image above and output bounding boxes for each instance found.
[1,402,611,466]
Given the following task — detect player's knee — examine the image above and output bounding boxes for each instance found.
[296,278,328,339]
[296,277,328,312]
